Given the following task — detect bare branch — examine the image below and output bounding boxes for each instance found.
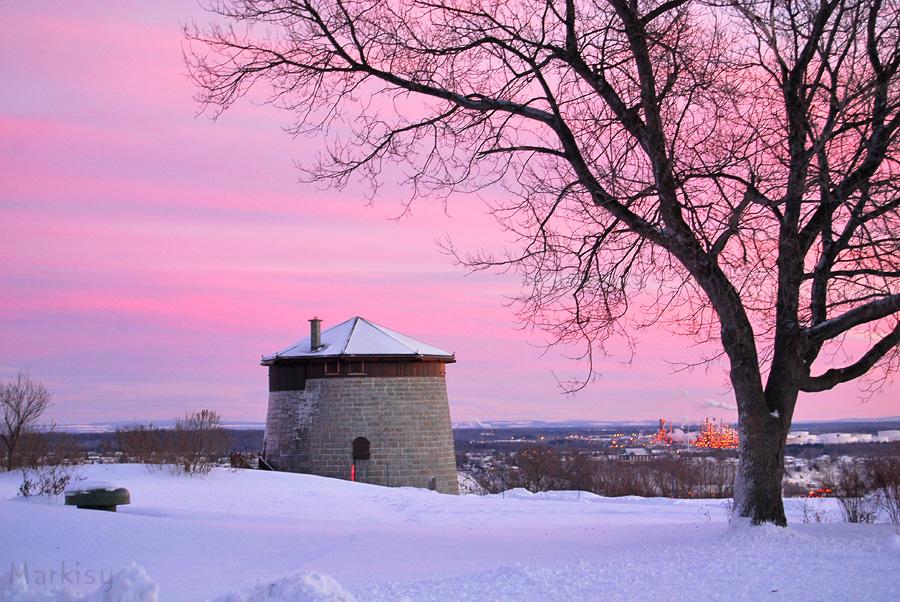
[801,322,900,391]
[805,294,900,342]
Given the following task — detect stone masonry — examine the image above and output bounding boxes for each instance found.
[264,376,459,494]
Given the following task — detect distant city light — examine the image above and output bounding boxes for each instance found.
[692,417,739,449]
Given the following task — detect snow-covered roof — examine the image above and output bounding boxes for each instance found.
[262,316,455,363]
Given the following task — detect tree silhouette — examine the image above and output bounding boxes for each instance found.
[186,0,900,525]
[1,373,51,471]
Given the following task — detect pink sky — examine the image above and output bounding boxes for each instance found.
[1,2,896,426]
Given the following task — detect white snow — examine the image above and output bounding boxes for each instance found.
[64,482,117,495]
[213,573,355,602]
[1,465,897,601]
[263,316,453,360]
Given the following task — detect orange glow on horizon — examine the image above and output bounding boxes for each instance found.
[691,418,739,449]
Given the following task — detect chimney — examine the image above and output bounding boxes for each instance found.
[309,317,322,351]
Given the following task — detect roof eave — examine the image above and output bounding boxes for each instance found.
[261,353,455,366]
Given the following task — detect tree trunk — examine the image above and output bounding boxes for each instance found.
[2,424,25,471]
[733,412,789,526]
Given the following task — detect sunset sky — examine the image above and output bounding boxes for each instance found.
[2,1,896,426]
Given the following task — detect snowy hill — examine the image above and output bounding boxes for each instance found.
[0,465,897,601]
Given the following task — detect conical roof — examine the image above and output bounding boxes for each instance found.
[262,316,454,363]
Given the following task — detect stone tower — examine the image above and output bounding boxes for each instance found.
[262,316,459,494]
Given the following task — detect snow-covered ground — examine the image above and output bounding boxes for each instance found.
[0,465,897,601]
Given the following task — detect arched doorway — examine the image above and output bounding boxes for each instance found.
[352,436,371,461]
[351,436,370,482]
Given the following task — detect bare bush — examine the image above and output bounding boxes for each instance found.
[514,448,569,492]
[592,460,653,497]
[469,449,595,494]
[15,429,51,469]
[18,464,84,497]
[115,414,232,474]
[471,449,735,499]
[800,500,833,524]
[16,421,86,497]
[869,457,900,525]
[2,421,84,471]
[169,410,230,476]
[1,373,51,471]
[468,463,512,495]
[116,423,169,465]
[565,453,596,493]
[593,457,736,499]
[827,461,878,524]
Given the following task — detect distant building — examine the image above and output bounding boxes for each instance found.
[261,316,459,494]
[787,430,893,445]
[622,448,651,461]
[786,431,815,445]
[877,430,900,442]
[819,433,858,445]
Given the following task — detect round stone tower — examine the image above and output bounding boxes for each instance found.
[262,316,459,494]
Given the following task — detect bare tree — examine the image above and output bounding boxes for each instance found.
[0,373,51,471]
[186,0,900,525]
[170,409,231,475]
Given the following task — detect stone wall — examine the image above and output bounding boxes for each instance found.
[263,376,459,494]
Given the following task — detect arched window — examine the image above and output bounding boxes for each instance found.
[352,437,371,461]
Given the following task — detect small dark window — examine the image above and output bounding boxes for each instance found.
[325,360,340,375]
[347,361,365,375]
[352,437,371,461]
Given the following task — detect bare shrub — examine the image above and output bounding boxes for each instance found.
[116,423,169,465]
[229,451,253,469]
[592,460,650,497]
[800,499,833,524]
[7,422,85,470]
[15,429,51,469]
[592,457,735,499]
[652,459,697,498]
[1,373,51,471]
[514,448,569,492]
[472,450,735,499]
[19,464,84,497]
[468,462,512,494]
[565,453,596,493]
[827,461,878,524]
[169,409,230,476]
[694,459,738,499]
[869,457,900,525]
[469,449,594,494]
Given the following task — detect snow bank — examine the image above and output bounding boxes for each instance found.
[213,573,355,602]
[64,482,118,495]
